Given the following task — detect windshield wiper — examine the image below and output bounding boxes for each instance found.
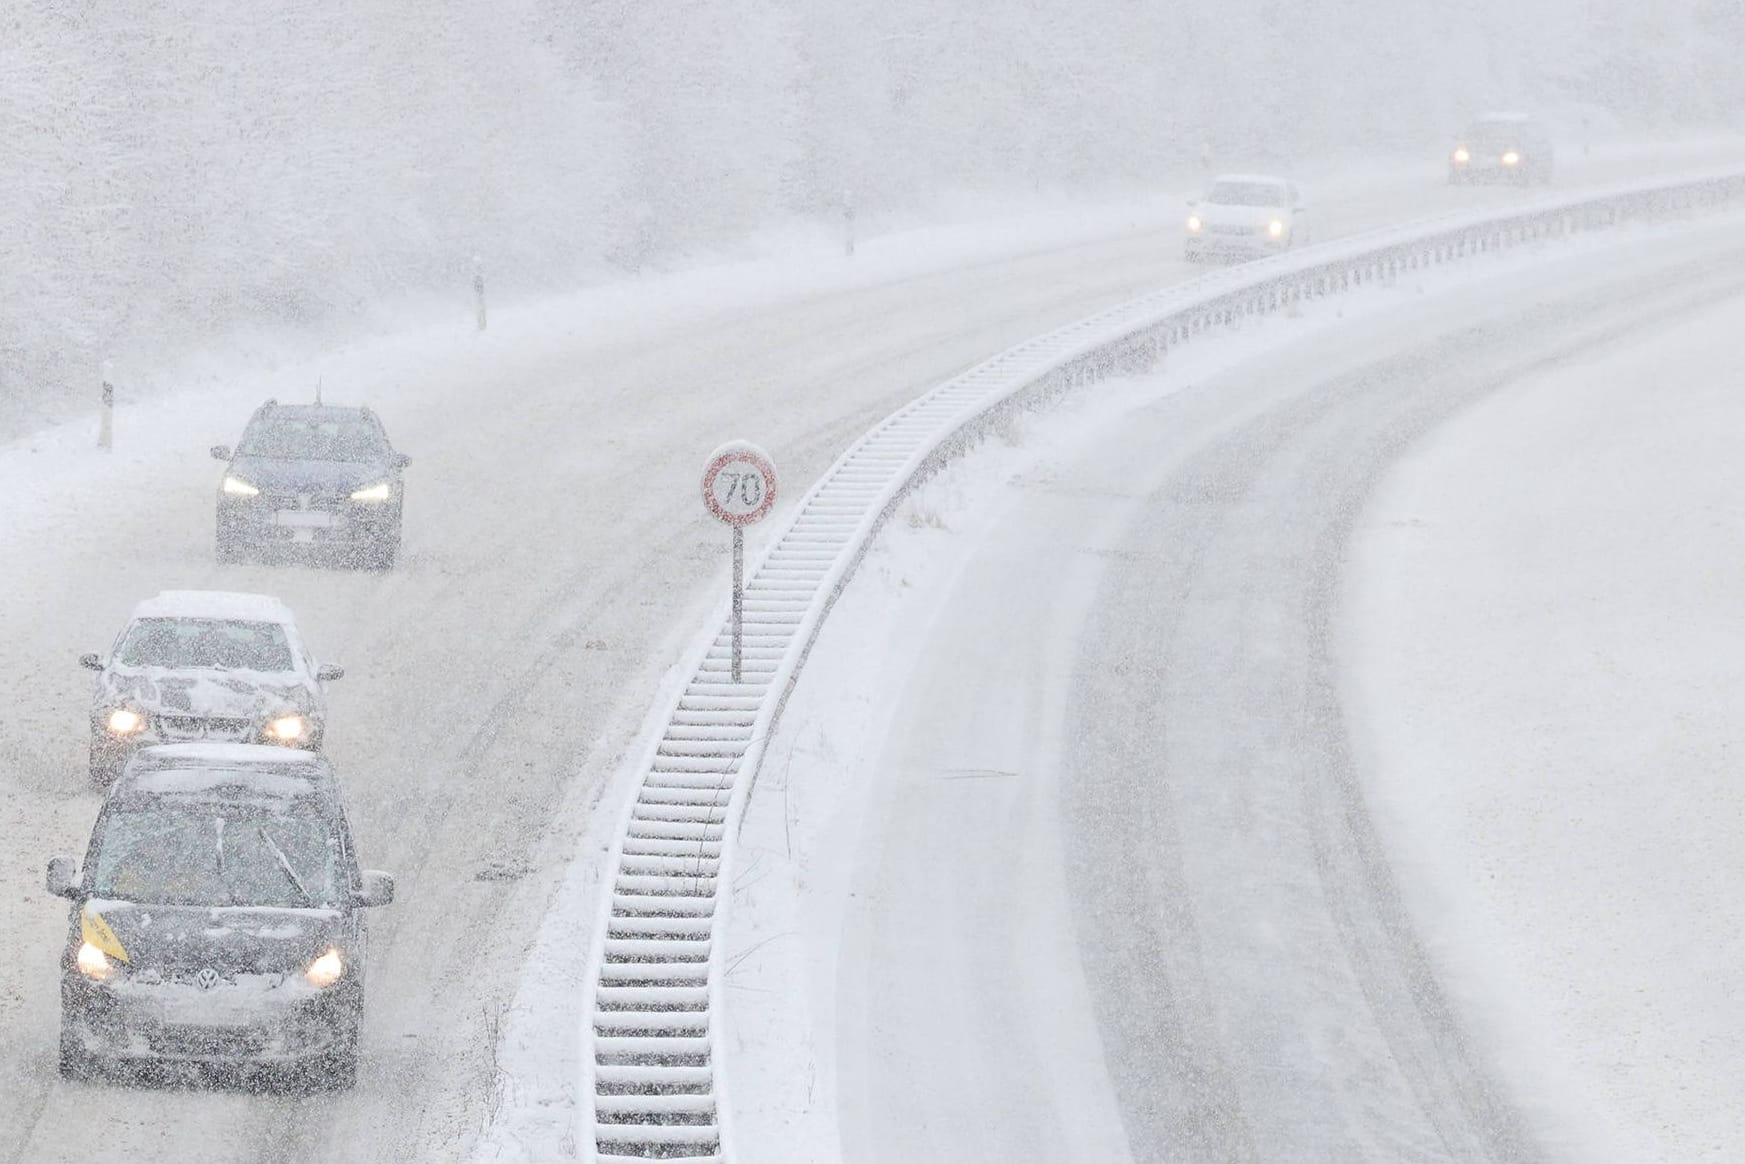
[256,826,314,906]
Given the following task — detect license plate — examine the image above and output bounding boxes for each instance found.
[275,510,335,529]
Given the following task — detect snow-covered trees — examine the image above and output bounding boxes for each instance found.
[0,1,1736,425]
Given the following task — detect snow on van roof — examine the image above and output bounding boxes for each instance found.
[129,742,328,770]
[123,766,325,800]
[129,590,296,624]
[269,403,369,418]
[121,745,332,798]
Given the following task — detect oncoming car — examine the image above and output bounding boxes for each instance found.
[1448,113,1555,185]
[212,399,411,569]
[46,743,394,1087]
[1184,174,1311,262]
[81,591,344,785]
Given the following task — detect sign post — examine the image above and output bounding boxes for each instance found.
[701,441,778,684]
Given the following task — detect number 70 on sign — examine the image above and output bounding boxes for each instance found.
[702,442,778,527]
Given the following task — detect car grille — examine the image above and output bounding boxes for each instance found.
[155,714,254,742]
[263,491,349,513]
[1212,223,1258,236]
[149,1024,267,1057]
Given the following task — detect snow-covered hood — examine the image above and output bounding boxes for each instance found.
[230,456,392,495]
[82,899,341,976]
[101,665,315,720]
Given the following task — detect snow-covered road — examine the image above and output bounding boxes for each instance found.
[1,143,1740,1163]
[730,215,1745,1161]
[1350,283,1745,1164]
[0,204,1207,1164]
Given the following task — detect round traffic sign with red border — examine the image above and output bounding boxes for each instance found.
[702,441,778,527]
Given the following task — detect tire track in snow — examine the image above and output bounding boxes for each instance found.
[1063,253,1745,1162]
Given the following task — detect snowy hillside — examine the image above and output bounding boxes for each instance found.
[2,1,1741,430]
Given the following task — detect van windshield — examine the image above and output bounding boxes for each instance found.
[89,800,341,908]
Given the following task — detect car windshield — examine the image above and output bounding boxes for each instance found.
[88,800,341,908]
[1207,181,1287,207]
[117,617,296,672]
[1464,121,1526,147]
[238,415,386,462]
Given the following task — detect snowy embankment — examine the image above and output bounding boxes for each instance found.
[721,212,1745,1163]
[1347,288,1745,1163]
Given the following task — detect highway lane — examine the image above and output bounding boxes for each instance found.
[819,219,1745,1161]
[2,145,1741,1162]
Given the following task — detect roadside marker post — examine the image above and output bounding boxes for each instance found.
[98,379,114,451]
[701,441,778,684]
[473,258,487,332]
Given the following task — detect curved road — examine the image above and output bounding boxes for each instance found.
[0,148,1738,1162]
[821,219,1745,1161]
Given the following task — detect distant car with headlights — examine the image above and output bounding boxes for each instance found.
[1184,174,1311,261]
[212,399,410,569]
[81,591,343,785]
[1448,113,1554,185]
[47,743,394,1088]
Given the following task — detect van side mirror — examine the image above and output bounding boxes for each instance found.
[356,870,395,907]
[393,452,411,469]
[79,653,104,672]
[210,445,232,462]
[46,856,82,899]
[317,664,345,682]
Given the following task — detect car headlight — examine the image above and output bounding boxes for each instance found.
[222,475,260,497]
[1452,146,1471,164]
[265,713,309,742]
[1266,219,1286,239]
[1501,150,1521,166]
[350,482,393,502]
[1186,214,1203,233]
[305,948,345,989]
[105,707,145,735]
[77,941,117,982]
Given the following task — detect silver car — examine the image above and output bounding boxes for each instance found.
[1184,174,1312,262]
[81,591,344,784]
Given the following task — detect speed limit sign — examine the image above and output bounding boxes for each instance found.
[703,441,778,685]
[702,441,778,527]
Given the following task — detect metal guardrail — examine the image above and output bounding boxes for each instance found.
[579,164,1745,1162]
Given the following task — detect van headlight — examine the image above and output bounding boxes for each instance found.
[350,482,393,502]
[305,948,345,989]
[77,941,118,982]
[1186,214,1203,233]
[1267,219,1286,239]
[1501,150,1521,166]
[1452,146,1471,164]
[106,707,145,735]
[265,713,309,742]
[222,475,260,497]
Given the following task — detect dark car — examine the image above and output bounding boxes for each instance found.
[46,743,394,1088]
[82,590,343,785]
[1448,113,1555,186]
[212,399,410,569]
